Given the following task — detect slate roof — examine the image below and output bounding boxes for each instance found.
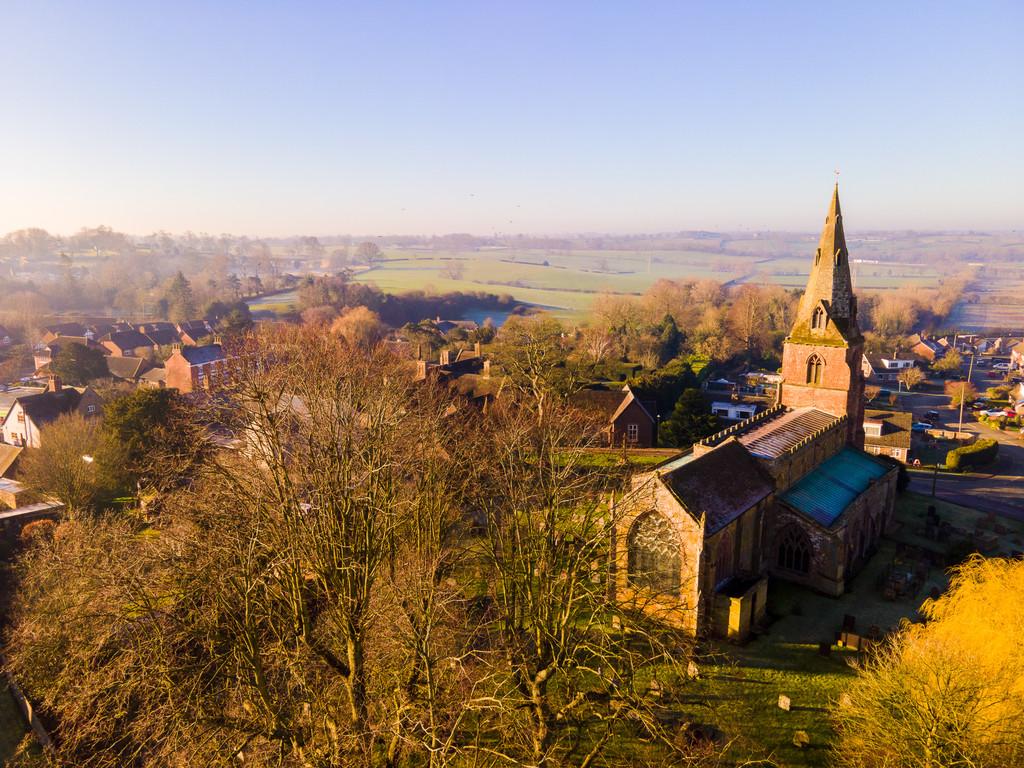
[105,356,151,380]
[180,344,224,365]
[779,447,890,528]
[105,330,153,351]
[661,439,774,534]
[572,388,626,420]
[864,409,912,451]
[44,322,88,337]
[737,407,840,459]
[177,320,211,338]
[14,388,83,426]
[145,328,181,346]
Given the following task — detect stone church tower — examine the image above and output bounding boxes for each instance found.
[778,185,865,447]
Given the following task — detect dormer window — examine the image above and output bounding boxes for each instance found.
[812,306,826,330]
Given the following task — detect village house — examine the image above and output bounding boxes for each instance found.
[0,325,12,347]
[102,329,157,358]
[861,353,917,384]
[165,343,227,393]
[177,320,213,346]
[137,322,182,347]
[40,322,91,345]
[613,186,899,641]
[0,376,103,448]
[573,384,658,448]
[1012,341,1024,371]
[105,356,158,383]
[863,409,913,463]
[711,401,760,421]
[415,342,497,409]
[908,334,944,362]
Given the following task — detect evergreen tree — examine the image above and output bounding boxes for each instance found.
[164,271,196,322]
[51,342,109,385]
[657,388,720,448]
[657,313,683,363]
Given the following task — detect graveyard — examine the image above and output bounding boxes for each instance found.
[656,491,1021,767]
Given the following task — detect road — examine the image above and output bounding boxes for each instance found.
[891,359,1024,521]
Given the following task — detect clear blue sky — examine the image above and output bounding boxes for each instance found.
[1,1,1020,236]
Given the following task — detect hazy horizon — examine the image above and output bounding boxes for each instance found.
[2,1,1021,236]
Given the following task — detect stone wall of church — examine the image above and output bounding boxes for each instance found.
[766,465,899,596]
[780,342,866,446]
[612,474,705,635]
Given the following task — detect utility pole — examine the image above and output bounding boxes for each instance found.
[957,350,975,443]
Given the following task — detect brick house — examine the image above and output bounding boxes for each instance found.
[102,330,158,358]
[177,320,213,346]
[165,343,227,393]
[0,376,103,448]
[573,384,657,448]
[863,409,912,463]
[861,353,917,384]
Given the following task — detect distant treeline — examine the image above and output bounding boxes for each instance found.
[295,275,519,327]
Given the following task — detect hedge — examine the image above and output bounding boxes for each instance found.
[945,438,999,472]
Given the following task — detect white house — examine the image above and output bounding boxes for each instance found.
[0,377,103,448]
[711,401,760,421]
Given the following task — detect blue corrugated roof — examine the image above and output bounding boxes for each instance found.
[780,448,889,528]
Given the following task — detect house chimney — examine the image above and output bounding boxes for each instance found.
[47,374,62,393]
[213,335,223,346]
[483,359,491,378]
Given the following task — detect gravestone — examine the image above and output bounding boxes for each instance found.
[839,692,853,708]
[687,660,700,680]
[818,641,832,657]
[793,730,810,749]
[778,694,791,712]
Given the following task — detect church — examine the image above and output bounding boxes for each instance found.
[613,186,899,639]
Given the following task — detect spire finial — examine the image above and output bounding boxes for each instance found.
[834,168,840,186]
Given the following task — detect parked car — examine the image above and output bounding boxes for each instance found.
[993,362,1011,371]
[912,422,932,432]
[924,410,941,422]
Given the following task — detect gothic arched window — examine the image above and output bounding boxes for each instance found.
[777,525,812,574]
[627,512,681,596]
[812,306,826,330]
[806,354,824,385]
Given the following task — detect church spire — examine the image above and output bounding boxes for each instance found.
[794,183,858,334]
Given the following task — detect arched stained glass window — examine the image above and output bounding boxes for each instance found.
[627,512,681,596]
[777,525,812,574]
[806,354,824,385]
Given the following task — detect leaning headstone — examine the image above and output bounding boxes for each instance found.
[610,614,622,631]
[778,694,791,711]
[687,660,700,679]
[793,730,810,749]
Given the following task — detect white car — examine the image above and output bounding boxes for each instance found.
[993,362,1011,370]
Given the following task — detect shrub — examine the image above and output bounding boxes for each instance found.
[945,438,999,472]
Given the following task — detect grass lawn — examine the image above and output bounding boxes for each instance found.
[671,491,982,767]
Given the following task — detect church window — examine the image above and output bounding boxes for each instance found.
[806,354,824,385]
[812,306,825,330]
[777,525,812,574]
[628,512,681,596]
[814,248,821,266]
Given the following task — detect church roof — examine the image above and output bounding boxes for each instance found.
[661,439,774,534]
[737,407,841,459]
[779,447,890,528]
